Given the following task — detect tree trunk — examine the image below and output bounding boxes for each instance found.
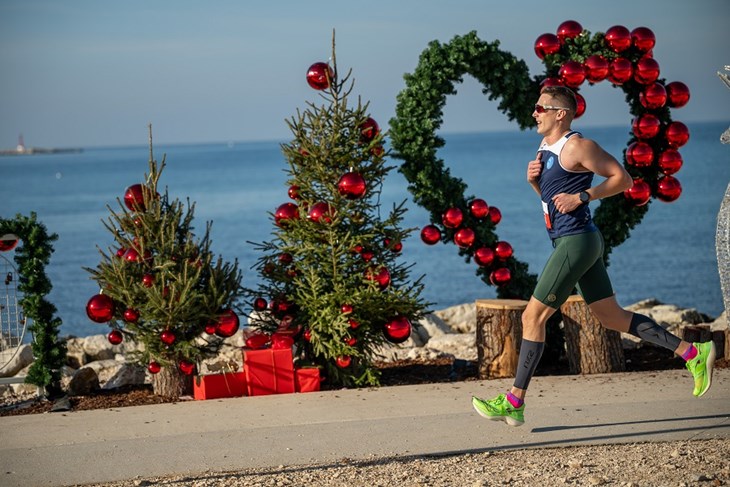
[152,366,193,399]
[475,299,528,379]
[560,295,625,374]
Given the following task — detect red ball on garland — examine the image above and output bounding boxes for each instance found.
[626,141,654,167]
[341,303,354,314]
[306,62,333,90]
[623,179,652,207]
[160,329,176,346]
[337,171,367,199]
[178,360,195,376]
[442,207,463,228]
[253,297,267,311]
[303,329,312,342]
[658,149,683,175]
[490,267,512,286]
[559,60,585,88]
[608,58,633,85]
[86,294,115,323]
[634,57,660,85]
[383,316,412,344]
[584,55,609,83]
[494,241,514,260]
[666,82,690,108]
[556,20,583,44]
[148,361,161,374]
[124,184,146,211]
[420,225,441,245]
[488,206,502,225]
[632,114,661,140]
[215,309,240,338]
[631,27,656,53]
[665,121,690,148]
[308,202,334,224]
[336,355,352,368]
[469,198,489,219]
[124,248,141,263]
[454,228,475,248]
[365,266,391,290]
[348,319,360,329]
[534,33,561,59]
[640,82,667,109]
[655,176,682,202]
[288,185,300,200]
[142,273,155,287]
[275,202,299,227]
[574,92,586,118]
[604,25,631,53]
[360,117,380,143]
[107,329,123,345]
[123,308,140,323]
[474,247,495,267]
[344,336,357,347]
[0,234,19,252]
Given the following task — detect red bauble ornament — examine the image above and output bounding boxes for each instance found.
[336,355,352,368]
[655,176,682,202]
[366,266,391,290]
[574,92,586,118]
[348,318,360,329]
[494,241,514,260]
[86,294,115,323]
[559,60,586,88]
[245,332,271,350]
[344,336,357,347]
[442,207,463,228]
[215,309,240,338]
[608,58,633,85]
[640,82,667,109]
[142,273,155,287]
[303,329,312,342]
[490,267,512,286]
[624,179,652,207]
[278,253,293,265]
[605,25,631,53]
[584,55,609,83]
[631,27,656,53]
[124,248,140,263]
[383,316,412,344]
[632,114,661,140]
[123,308,140,323]
[540,77,563,87]
[107,330,123,345]
[666,81,690,108]
[0,234,19,252]
[556,20,583,44]
[341,303,354,314]
[626,141,654,167]
[148,361,161,374]
[665,121,690,148]
[420,225,441,245]
[360,249,374,262]
[658,149,683,175]
[469,198,489,219]
[115,247,126,258]
[488,206,502,225]
[360,117,380,143]
[275,202,299,227]
[634,57,660,85]
[160,329,176,346]
[204,322,217,335]
[384,238,402,253]
[306,62,333,90]
[308,202,334,224]
[178,360,195,376]
[337,171,367,199]
[124,184,146,211]
[454,228,475,248]
[533,33,560,59]
[253,297,267,311]
[288,185,300,200]
[474,247,495,267]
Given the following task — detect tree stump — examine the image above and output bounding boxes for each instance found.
[560,295,625,374]
[475,299,527,379]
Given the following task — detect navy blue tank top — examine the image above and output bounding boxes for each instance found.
[537,131,597,239]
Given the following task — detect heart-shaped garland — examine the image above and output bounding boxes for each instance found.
[389,21,690,300]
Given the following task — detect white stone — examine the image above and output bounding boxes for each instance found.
[425,333,477,361]
[0,343,34,377]
[433,302,476,334]
[414,314,452,345]
[81,359,124,385]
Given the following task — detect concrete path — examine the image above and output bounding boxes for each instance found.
[1,368,728,487]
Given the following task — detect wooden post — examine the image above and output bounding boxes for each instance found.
[560,295,625,374]
[475,299,528,379]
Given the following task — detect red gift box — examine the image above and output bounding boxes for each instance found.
[294,368,321,393]
[243,348,295,396]
[193,371,247,400]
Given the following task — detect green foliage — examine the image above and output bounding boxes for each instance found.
[0,213,66,394]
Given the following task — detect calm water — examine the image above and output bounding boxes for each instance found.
[1,121,728,337]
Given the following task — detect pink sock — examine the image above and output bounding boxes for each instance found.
[681,345,697,361]
[506,392,523,408]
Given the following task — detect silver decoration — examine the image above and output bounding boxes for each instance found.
[717,66,730,316]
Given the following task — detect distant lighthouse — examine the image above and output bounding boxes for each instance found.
[16,134,26,153]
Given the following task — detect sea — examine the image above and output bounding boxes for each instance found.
[1,121,728,338]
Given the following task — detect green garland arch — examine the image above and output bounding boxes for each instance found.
[389,24,689,300]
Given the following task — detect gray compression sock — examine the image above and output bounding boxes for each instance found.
[628,313,681,352]
[513,339,545,390]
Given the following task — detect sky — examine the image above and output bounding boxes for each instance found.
[1,0,728,149]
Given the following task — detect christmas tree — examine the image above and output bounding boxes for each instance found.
[85,128,244,399]
[246,36,427,388]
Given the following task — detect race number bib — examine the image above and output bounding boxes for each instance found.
[542,201,552,230]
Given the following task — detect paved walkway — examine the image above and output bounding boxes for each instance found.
[1,368,728,487]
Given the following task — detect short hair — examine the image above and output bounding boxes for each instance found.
[540,85,577,112]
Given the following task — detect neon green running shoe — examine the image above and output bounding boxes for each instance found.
[472,394,524,427]
[686,341,716,397]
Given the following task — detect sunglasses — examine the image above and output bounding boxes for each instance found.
[534,104,572,114]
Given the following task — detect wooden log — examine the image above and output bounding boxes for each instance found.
[712,330,726,360]
[475,299,528,379]
[560,295,626,374]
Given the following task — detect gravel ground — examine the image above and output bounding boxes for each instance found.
[82,438,730,487]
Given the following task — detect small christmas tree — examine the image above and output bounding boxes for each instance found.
[246,34,427,388]
[85,128,244,399]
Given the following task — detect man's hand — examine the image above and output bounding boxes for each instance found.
[527,153,542,184]
[552,192,582,214]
